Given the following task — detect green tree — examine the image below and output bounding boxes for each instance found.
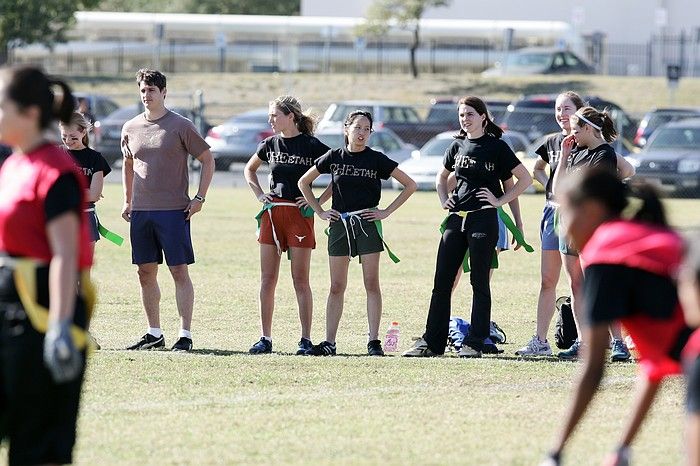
[0,0,100,63]
[361,0,451,78]
[90,0,299,15]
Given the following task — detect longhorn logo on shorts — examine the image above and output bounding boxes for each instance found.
[295,235,306,243]
[484,162,495,171]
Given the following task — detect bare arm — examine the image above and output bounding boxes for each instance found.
[616,153,636,179]
[551,134,575,200]
[244,154,272,203]
[533,157,550,188]
[298,167,338,221]
[183,149,214,221]
[121,156,134,222]
[46,212,79,322]
[436,168,456,209]
[87,172,104,203]
[361,168,417,221]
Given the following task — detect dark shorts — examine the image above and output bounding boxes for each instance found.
[687,356,700,414]
[328,215,383,258]
[130,210,194,266]
[0,265,86,466]
[86,207,100,242]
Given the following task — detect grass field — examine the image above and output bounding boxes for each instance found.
[68,72,700,123]
[46,183,700,465]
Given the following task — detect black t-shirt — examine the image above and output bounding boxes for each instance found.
[535,132,584,201]
[69,147,112,187]
[443,135,521,212]
[315,147,398,213]
[567,143,617,175]
[255,133,330,200]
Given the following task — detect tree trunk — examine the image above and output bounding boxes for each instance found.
[410,23,420,78]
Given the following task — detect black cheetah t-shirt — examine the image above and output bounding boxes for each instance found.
[69,147,112,187]
[567,142,617,175]
[315,147,398,213]
[255,133,330,201]
[443,135,521,212]
[535,132,583,202]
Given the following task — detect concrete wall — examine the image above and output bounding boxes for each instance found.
[301,0,700,43]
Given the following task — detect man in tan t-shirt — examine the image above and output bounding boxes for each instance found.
[121,69,215,352]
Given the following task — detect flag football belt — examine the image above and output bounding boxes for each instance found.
[254,202,315,257]
[84,207,124,246]
[0,256,96,352]
[439,206,534,273]
[324,208,400,263]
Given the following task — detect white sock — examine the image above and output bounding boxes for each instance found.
[179,329,192,339]
[148,327,163,338]
[261,336,272,342]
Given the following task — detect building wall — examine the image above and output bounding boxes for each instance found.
[301,0,700,43]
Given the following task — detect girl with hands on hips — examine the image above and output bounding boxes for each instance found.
[298,110,416,357]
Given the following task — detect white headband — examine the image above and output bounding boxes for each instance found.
[574,113,602,131]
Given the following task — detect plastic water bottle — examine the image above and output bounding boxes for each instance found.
[384,321,400,352]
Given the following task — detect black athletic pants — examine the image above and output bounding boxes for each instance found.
[423,208,498,354]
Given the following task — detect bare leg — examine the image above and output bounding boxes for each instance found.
[536,250,562,341]
[687,413,700,466]
[289,247,312,339]
[360,253,382,340]
[169,264,194,331]
[325,256,350,343]
[609,321,624,340]
[137,263,160,328]
[563,254,585,338]
[259,244,281,337]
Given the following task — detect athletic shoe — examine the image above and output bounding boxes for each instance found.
[515,335,553,357]
[458,345,482,358]
[558,339,582,360]
[367,339,385,356]
[172,337,193,352]
[88,332,101,350]
[611,338,632,362]
[402,337,438,357]
[249,337,272,354]
[305,340,336,356]
[296,337,313,355]
[126,333,165,350]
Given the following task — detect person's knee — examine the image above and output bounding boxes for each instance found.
[291,272,309,293]
[329,279,347,295]
[540,269,559,290]
[363,275,381,294]
[169,265,191,284]
[137,265,157,285]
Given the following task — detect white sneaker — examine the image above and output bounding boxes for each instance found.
[402,337,438,357]
[458,345,482,358]
[515,335,553,357]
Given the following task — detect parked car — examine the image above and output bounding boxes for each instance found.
[628,118,700,196]
[205,108,273,170]
[482,47,595,76]
[73,92,120,125]
[391,130,542,193]
[500,94,637,144]
[423,98,511,134]
[633,107,700,148]
[312,126,416,188]
[95,104,210,166]
[317,101,426,146]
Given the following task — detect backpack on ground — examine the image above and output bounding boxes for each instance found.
[554,296,578,349]
[448,317,506,354]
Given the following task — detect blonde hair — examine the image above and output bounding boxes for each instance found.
[270,95,315,135]
[60,111,92,147]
